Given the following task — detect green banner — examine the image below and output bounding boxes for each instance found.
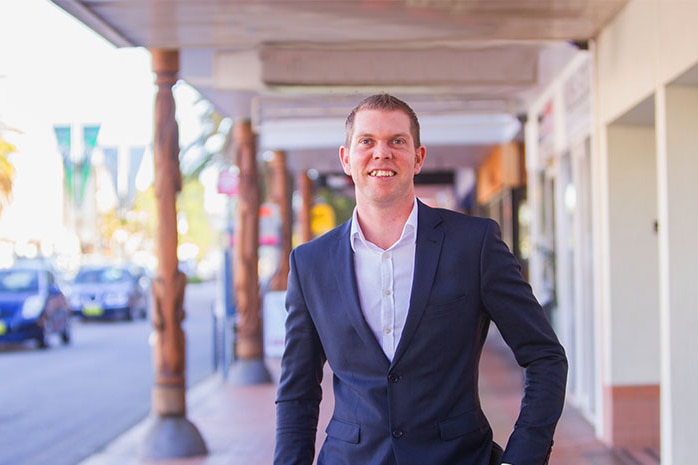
[54,125,73,201]
[54,125,71,151]
[54,124,101,207]
[78,125,101,204]
[83,125,100,149]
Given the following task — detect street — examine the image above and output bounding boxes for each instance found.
[0,280,219,465]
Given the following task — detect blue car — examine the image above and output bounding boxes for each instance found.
[68,264,150,321]
[0,264,72,349]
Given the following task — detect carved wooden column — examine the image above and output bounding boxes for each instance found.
[268,150,291,292]
[229,119,271,384]
[151,49,185,419]
[142,49,207,459]
[297,171,314,244]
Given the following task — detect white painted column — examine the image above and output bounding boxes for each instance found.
[524,110,544,299]
[551,82,577,361]
[591,53,612,438]
[656,85,698,465]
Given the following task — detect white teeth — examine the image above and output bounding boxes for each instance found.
[370,170,395,177]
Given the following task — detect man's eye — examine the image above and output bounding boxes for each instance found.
[393,138,406,145]
[359,138,371,145]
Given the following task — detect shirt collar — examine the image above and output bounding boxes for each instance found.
[350,198,418,252]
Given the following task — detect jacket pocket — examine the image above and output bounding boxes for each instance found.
[438,408,489,441]
[325,418,360,444]
[423,294,469,319]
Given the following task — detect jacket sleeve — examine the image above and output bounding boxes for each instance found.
[273,249,327,465]
[479,219,568,465]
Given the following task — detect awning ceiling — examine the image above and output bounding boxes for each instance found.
[51,0,628,174]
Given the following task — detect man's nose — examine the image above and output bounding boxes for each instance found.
[373,142,392,159]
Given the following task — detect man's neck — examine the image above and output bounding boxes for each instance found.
[355,198,416,250]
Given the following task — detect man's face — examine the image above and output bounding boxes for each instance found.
[339,109,426,207]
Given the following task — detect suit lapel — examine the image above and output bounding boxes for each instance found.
[331,222,390,367]
[392,201,444,366]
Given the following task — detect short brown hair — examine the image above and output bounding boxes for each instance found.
[344,93,421,148]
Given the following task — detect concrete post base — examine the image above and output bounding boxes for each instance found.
[141,416,208,460]
[228,357,272,385]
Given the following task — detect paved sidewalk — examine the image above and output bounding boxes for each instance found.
[79,330,657,465]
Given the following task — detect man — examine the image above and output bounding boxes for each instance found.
[274,93,568,465]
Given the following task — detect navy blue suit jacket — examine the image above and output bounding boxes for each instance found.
[274,201,567,465]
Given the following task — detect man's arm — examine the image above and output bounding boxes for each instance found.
[273,251,326,465]
[480,219,568,465]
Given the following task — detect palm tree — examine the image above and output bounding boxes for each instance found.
[177,87,232,181]
[0,123,17,216]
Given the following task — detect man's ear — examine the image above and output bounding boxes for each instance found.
[339,145,351,175]
[414,145,426,174]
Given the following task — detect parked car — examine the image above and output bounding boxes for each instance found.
[68,264,150,321]
[0,263,72,349]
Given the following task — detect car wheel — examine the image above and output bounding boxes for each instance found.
[37,330,49,350]
[139,302,148,319]
[61,324,71,345]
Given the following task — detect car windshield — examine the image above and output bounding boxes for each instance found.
[75,267,130,284]
[0,269,40,293]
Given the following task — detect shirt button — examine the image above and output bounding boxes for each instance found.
[384,289,391,296]
[392,430,404,438]
[383,252,390,259]
[384,327,392,335]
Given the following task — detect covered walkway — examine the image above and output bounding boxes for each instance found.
[79,328,658,465]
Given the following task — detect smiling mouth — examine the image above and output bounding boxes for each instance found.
[369,170,396,177]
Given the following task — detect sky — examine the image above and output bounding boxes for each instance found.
[0,0,203,255]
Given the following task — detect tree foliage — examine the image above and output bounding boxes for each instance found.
[178,89,232,182]
[0,125,17,215]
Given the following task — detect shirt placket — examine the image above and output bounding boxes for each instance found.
[380,251,395,359]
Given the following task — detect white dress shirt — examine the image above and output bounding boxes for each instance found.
[350,200,417,361]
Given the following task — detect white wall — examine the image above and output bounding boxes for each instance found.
[656,84,698,465]
[595,1,698,461]
[596,0,698,127]
[605,125,659,385]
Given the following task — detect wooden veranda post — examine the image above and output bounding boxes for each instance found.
[298,171,314,244]
[229,119,271,384]
[268,150,292,292]
[142,49,207,459]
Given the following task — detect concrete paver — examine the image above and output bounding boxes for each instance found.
[79,330,655,465]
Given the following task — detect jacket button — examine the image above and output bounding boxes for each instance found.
[388,373,401,383]
[392,430,403,438]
